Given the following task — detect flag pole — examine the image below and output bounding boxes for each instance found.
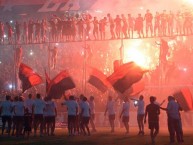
[13,43,16,93]
[46,25,51,97]
[83,32,87,95]
[120,33,124,65]
[13,28,17,92]
[48,27,51,77]
[82,19,89,95]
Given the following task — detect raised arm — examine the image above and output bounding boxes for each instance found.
[159,99,166,106]
[159,106,167,111]
[157,106,160,115]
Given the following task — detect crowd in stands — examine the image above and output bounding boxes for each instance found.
[0,9,193,44]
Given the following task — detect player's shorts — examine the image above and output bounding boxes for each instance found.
[148,121,159,131]
[122,116,129,122]
[68,115,76,124]
[2,115,12,124]
[82,116,90,124]
[108,114,115,121]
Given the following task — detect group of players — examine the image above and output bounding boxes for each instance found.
[0,9,193,44]
[0,94,57,138]
[0,92,184,144]
[104,95,184,144]
[0,93,97,138]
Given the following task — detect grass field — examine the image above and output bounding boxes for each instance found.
[0,127,192,145]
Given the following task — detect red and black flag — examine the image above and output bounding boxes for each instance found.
[107,62,146,93]
[47,70,76,99]
[128,79,145,96]
[173,88,193,111]
[88,67,110,93]
[19,63,43,92]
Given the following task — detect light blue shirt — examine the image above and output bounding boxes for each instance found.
[122,101,130,117]
[0,100,13,116]
[89,101,95,115]
[33,99,45,114]
[137,100,145,115]
[44,101,56,116]
[167,100,180,120]
[24,98,34,113]
[106,100,116,115]
[14,101,24,116]
[63,100,78,116]
[81,101,90,117]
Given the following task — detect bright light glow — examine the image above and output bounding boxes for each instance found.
[182,36,187,42]
[146,43,151,48]
[104,68,110,75]
[133,39,143,47]
[124,48,150,69]
[4,34,7,38]
[8,84,13,89]
[168,40,176,46]
[139,6,144,10]
[55,43,59,46]
[95,10,103,13]
[183,68,187,72]
[10,20,13,23]
[30,50,34,56]
[178,66,187,72]
[183,0,193,5]
[81,51,84,56]
[0,61,2,64]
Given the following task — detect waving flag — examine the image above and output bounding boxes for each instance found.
[19,63,42,92]
[128,79,145,96]
[88,67,110,92]
[173,88,193,111]
[47,70,76,99]
[107,62,146,93]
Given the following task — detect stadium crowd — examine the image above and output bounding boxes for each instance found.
[0,9,193,44]
[0,6,189,145]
